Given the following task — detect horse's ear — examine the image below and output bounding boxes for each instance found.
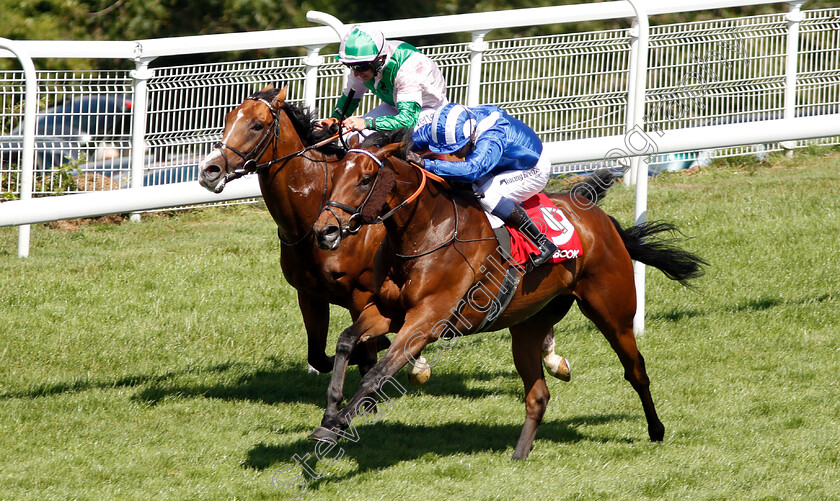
[271,85,289,109]
[260,83,275,92]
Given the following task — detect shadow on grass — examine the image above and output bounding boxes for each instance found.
[0,354,525,407]
[246,413,638,479]
[0,360,241,400]
[647,307,705,322]
[730,296,783,312]
[131,365,523,406]
[728,292,836,314]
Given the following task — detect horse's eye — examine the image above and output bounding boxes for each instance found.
[360,176,372,187]
[252,123,264,131]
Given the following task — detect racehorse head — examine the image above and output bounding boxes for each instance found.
[313,142,405,250]
[198,84,288,193]
[199,84,343,194]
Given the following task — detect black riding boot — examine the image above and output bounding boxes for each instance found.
[504,204,558,269]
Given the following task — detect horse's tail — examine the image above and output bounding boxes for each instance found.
[567,169,616,205]
[610,216,708,286]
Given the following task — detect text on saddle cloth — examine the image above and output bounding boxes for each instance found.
[494,192,583,266]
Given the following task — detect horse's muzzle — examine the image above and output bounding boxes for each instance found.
[315,224,342,251]
[198,163,225,193]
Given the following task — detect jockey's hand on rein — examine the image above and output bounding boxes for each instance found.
[406,151,425,168]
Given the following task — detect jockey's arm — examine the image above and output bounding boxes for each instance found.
[330,76,368,120]
[330,93,362,120]
[367,100,421,130]
[424,129,506,183]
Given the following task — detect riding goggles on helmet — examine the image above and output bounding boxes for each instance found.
[345,61,375,72]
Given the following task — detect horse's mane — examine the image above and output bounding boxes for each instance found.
[360,128,413,158]
[249,88,346,157]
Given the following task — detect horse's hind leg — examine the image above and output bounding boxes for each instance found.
[575,277,665,441]
[510,321,552,460]
[541,297,575,381]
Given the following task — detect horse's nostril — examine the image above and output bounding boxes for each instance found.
[205,165,221,176]
[323,225,340,238]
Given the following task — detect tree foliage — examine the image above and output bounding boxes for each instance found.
[1,0,835,70]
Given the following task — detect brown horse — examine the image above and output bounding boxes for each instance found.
[196,85,571,381]
[197,85,385,375]
[308,139,707,459]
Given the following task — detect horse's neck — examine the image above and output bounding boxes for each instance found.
[260,140,328,242]
[384,180,456,256]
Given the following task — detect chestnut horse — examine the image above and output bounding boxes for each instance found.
[196,85,571,381]
[198,85,384,375]
[308,140,707,459]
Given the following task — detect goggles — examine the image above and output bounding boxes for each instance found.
[345,61,375,73]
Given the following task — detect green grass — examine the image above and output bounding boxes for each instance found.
[1,148,839,500]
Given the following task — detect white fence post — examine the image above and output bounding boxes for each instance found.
[303,45,325,111]
[625,0,651,335]
[0,38,38,258]
[782,0,807,157]
[129,55,155,223]
[467,31,490,107]
[623,20,641,188]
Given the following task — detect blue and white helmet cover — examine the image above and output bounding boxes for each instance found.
[428,103,477,154]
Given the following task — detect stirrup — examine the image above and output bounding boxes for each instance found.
[527,240,558,271]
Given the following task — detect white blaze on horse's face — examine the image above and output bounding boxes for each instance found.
[221,110,247,145]
[198,108,255,193]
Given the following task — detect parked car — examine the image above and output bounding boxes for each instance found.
[75,154,201,189]
[0,95,133,172]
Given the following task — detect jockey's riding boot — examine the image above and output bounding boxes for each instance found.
[505,204,558,269]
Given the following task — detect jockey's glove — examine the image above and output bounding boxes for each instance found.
[406,151,425,168]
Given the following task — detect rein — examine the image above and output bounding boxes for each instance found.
[214,97,341,185]
[321,151,486,258]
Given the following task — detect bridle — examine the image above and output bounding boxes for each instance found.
[321,149,446,237]
[213,97,340,185]
[214,96,340,246]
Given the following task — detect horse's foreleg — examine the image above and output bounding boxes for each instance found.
[347,292,392,377]
[510,322,552,460]
[576,278,665,442]
[311,317,434,442]
[298,293,333,374]
[323,303,392,423]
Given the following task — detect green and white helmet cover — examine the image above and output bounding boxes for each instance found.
[338,25,385,64]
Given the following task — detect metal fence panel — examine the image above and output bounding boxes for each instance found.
[1,5,839,198]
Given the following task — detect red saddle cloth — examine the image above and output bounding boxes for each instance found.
[507,192,583,266]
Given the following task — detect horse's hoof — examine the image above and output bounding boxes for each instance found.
[306,364,321,375]
[649,422,665,442]
[542,354,571,382]
[308,426,338,443]
[407,356,431,386]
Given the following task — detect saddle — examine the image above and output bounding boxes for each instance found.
[489,192,583,268]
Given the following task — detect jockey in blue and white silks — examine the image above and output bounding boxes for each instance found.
[411,103,558,269]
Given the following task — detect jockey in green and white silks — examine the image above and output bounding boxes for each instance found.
[330,25,447,133]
